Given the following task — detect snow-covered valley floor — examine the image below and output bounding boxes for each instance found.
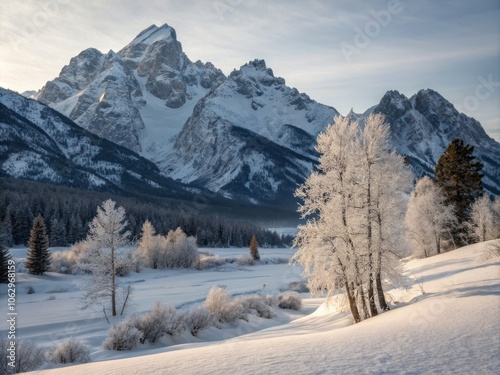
[3,243,500,374]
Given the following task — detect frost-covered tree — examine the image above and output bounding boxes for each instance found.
[293,114,413,322]
[25,214,51,275]
[468,194,498,242]
[163,227,198,268]
[249,234,260,260]
[405,176,457,258]
[137,220,162,269]
[77,199,131,317]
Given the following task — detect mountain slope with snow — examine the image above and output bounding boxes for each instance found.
[356,89,500,195]
[36,24,224,154]
[165,59,338,204]
[0,88,196,198]
[30,23,499,204]
[32,242,500,374]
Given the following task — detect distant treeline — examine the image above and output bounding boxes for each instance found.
[0,178,293,248]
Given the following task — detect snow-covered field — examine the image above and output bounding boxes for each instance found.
[2,242,500,374]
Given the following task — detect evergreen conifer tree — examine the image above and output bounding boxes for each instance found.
[434,139,483,245]
[0,243,12,283]
[249,235,260,260]
[25,214,51,275]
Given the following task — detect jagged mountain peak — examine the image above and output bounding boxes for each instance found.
[366,88,500,194]
[375,90,413,123]
[230,59,280,85]
[130,23,176,45]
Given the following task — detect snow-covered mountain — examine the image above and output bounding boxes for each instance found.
[0,88,196,199]
[354,89,500,195]
[29,23,499,204]
[165,59,338,204]
[36,24,224,155]
[33,24,338,205]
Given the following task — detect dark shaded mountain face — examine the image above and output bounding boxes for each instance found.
[358,89,500,195]
[0,88,198,199]
[26,23,499,205]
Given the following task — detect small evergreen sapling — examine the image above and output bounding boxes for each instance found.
[25,214,51,275]
[0,243,12,283]
[249,234,260,260]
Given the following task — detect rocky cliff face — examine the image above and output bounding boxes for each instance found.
[164,59,338,204]
[360,89,500,194]
[36,24,224,154]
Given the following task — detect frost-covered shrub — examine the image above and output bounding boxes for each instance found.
[26,285,35,294]
[264,294,279,307]
[50,241,90,274]
[102,317,141,351]
[236,255,254,266]
[238,295,275,319]
[205,286,244,323]
[137,225,198,269]
[282,281,309,293]
[194,253,226,270]
[46,337,91,364]
[278,293,302,310]
[135,302,185,344]
[185,306,214,336]
[0,339,45,373]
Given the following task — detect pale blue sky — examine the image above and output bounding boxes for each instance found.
[1,0,499,140]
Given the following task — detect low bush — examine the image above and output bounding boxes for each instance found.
[26,285,35,294]
[46,337,91,364]
[278,293,302,310]
[282,280,309,293]
[194,253,226,270]
[238,295,275,319]
[205,286,245,323]
[102,317,141,351]
[185,306,214,336]
[0,339,45,373]
[135,302,185,344]
[236,255,254,266]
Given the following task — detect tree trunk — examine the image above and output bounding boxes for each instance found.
[375,270,390,311]
[111,241,116,317]
[358,284,369,320]
[366,163,378,317]
[345,280,361,323]
[436,235,441,254]
[338,257,361,323]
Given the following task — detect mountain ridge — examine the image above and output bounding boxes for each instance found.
[21,23,500,203]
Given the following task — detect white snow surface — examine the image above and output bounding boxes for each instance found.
[4,242,498,374]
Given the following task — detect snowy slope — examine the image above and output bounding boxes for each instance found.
[0,88,197,198]
[21,242,500,374]
[356,89,500,195]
